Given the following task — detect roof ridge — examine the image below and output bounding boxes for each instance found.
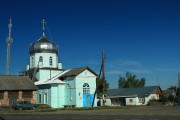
[70,66,88,70]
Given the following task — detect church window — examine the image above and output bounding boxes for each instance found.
[22,91,33,98]
[83,83,90,95]
[0,91,4,99]
[39,56,43,65]
[38,94,42,104]
[44,93,48,104]
[39,56,43,62]
[49,56,53,66]
[8,91,19,99]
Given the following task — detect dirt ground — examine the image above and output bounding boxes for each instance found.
[1,106,180,116]
[53,106,180,116]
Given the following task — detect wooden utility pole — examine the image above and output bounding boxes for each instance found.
[102,50,106,102]
[91,50,106,107]
[178,73,180,97]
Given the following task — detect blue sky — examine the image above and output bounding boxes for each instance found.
[0,0,180,90]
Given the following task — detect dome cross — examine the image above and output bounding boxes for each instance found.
[41,18,46,37]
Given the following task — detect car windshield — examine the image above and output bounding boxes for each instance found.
[16,101,23,104]
[24,101,31,104]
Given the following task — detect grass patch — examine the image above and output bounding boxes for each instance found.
[63,105,143,111]
[36,109,57,112]
[1,105,146,113]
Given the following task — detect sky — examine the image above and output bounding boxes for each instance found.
[0,0,180,90]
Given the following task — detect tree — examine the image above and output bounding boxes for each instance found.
[168,86,177,91]
[167,86,179,102]
[97,78,109,94]
[118,72,145,88]
[167,86,178,96]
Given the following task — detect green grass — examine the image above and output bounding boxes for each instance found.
[0,105,145,113]
[62,105,143,111]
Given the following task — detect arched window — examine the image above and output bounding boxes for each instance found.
[39,56,43,62]
[49,56,53,66]
[83,83,90,95]
[39,56,43,66]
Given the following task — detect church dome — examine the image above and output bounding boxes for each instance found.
[29,36,58,54]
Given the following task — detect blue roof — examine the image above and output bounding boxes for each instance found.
[107,86,161,98]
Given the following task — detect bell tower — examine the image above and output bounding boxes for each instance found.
[26,18,63,81]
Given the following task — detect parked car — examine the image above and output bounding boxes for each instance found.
[12,101,37,110]
[174,103,180,106]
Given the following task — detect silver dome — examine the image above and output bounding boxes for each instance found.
[29,36,58,54]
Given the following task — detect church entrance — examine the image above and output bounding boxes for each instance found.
[83,83,90,107]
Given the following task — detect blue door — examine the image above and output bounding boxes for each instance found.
[83,83,90,107]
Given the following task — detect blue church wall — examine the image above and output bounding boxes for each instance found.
[74,70,97,107]
[36,88,51,106]
[35,69,97,108]
[33,53,58,68]
[36,69,63,81]
[50,84,65,108]
[64,77,76,106]
[36,84,65,108]
[36,85,51,106]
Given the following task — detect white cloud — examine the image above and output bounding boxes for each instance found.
[105,58,153,75]
[107,59,142,69]
[127,69,152,74]
[119,59,142,67]
[156,68,180,72]
[106,70,123,75]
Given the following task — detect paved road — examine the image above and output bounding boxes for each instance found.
[0,114,180,120]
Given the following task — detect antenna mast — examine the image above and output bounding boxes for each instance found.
[6,18,13,75]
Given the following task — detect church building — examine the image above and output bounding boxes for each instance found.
[26,19,97,108]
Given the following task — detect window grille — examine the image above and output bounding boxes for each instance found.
[0,91,4,99]
[38,94,42,104]
[8,91,19,99]
[83,83,90,95]
[23,91,33,98]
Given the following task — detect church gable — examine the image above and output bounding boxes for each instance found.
[60,66,97,78]
[78,69,97,77]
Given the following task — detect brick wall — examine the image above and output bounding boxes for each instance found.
[0,90,36,107]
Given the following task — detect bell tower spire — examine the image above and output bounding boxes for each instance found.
[41,18,46,37]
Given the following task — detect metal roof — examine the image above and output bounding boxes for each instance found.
[0,75,38,90]
[29,36,58,54]
[107,86,161,98]
[60,66,97,77]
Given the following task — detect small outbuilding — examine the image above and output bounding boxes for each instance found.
[99,86,163,106]
[0,75,38,107]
